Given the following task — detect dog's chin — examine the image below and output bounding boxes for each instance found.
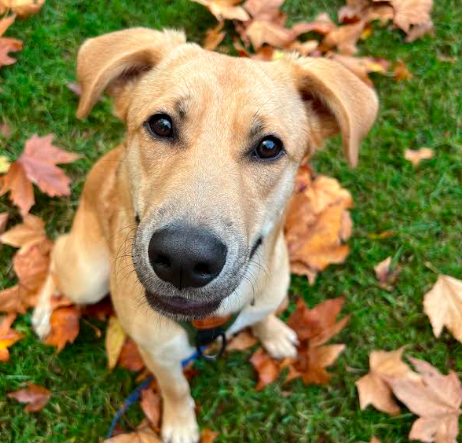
[145,291,223,320]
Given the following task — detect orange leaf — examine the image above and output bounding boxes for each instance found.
[204,23,226,50]
[0,14,16,38]
[200,429,219,443]
[0,161,34,216]
[323,21,365,55]
[44,305,80,352]
[8,382,51,412]
[1,214,51,253]
[0,36,22,68]
[393,59,413,81]
[192,0,249,22]
[0,312,23,362]
[118,338,145,372]
[140,387,161,431]
[227,330,258,351]
[250,347,281,390]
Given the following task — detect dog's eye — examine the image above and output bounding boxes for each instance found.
[145,114,174,138]
[253,136,284,160]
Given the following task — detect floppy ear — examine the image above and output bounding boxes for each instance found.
[76,28,186,120]
[292,57,378,167]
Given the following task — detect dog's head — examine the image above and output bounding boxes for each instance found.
[76,28,378,319]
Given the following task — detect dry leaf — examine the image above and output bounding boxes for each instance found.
[0,14,15,38]
[393,59,413,81]
[0,0,45,18]
[118,338,145,372]
[227,330,258,351]
[0,214,50,253]
[323,21,365,55]
[291,13,336,36]
[44,305,80,352]
[0,212,8,234]
[250,347,281,390]
[0,312,23,362]
[405,20,434,42]
[0,37,22,68]
[245,19,295,50]
[388,357,461,443]
[192,0,249,22]
[423,275,462,343]
[0,162,33,215]
[0,156,11,173]
[66,81,82,96]
[140,387,161,431]
[389,0,433,33]
[244,0,284,21]
[356,347,418,415]
[404,147,434,166]
[204,22,225,50]
[106,316,127,369]
[104,427,162,443]
[8,382,51,412]
[200,429,219,443]
[374,256,400,289]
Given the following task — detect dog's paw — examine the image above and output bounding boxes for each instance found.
[253,316,298,359]
[162,398,199,443]
[32,304,52,340]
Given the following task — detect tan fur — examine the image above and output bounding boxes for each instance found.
[33,28,377,443]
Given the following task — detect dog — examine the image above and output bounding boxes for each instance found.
[32,28,377,443]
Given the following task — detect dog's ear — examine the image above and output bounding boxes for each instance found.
[290,57,378,167]
[76,28,186,120]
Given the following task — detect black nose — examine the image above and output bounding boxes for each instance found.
[148,225,227,290]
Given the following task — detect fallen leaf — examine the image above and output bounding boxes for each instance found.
[287,40,318,57]
[0,312,23,362]
[404,147,434,166]
[106,316,127,369]
[140,387,161,431]
[291,13,337,36]
[0,214,50,253]
[356,347,418,415]
[405,20,434,42]
[374,256,400,289]
[423,275,462,343]
[0,0,46,18]
[0,162,33,215]
[118,338,145,372]
[250,347,281,390]
[0,36,22,68]
[323,21,365,55]
[0,14,15,38]
[0,155,11,173]
[8,382,51,412]
[192,0,249,22]
[227,330,258,351]
[388,357,461,443]
[0,212,8,234]
[104,427,162,443]
[389,0,433,33]
[200,429,219,443]
[244,0,284,22]
[81,297,114,320]
[66,82,82,96]
[393,59,413,81]
[245,19,295,50]
[44,305,80,352]
[204,22,225,50]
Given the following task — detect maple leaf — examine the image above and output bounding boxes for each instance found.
[140,387,161,432]
[192,0,249,22]
[250,347,281,390]
[356,347,419,415]
[374,256,400,289]
[323,20,365,55]
[118,338,145,372]
[388,357,462,443]
[0,312,23,362]
[389,0,433,33]
[44,305,80,352]
[105,316,127,369]
[245,19,295,50]
[200,429,219,443]
[0,0,45,18]
[8,382,51,412]
[227,330,258,351]
[104,427,162,443]
[423,275,462,343]
[0,36,22,68]
[0,162,33,215]
[405,147,434,166]
[203,22,225,50]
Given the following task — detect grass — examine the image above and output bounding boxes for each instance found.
[0,0,461,442]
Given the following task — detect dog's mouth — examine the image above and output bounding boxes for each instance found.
[145,291,222,319]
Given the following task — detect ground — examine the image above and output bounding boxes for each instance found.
[0,0,461,442]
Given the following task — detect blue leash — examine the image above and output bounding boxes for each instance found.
[106,349,200,439]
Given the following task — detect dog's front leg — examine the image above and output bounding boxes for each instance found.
[138,341,199,443]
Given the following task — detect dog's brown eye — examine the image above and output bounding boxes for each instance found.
[146,114,173,138]
[254,136,283,160]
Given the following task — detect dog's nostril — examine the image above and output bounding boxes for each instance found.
[194,262,212,277]
[153,254,171,269]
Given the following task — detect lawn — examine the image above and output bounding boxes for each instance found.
[1,0,461,442]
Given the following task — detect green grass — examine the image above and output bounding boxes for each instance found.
[1,0,461,442]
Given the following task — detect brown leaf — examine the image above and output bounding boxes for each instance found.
[0,312,23,362]
[356,347,419,415]
[0,161,34,216]
[0,212,8,234]
[291,13,336,36]
[423,275,462,343]
[388,357,461,443]
[140,387,161,431]
[404,147,434,166]
[44,305,80,352]
[244,0,283,21]
[393,59,413,81]
[106,316,127,369]
[192,0,249,22]
[104,427,162,443]
[8,382,51,412]
[323,21,365,55]
[245,20,295,50]
[200,429,219,443]
[374,256,400,289]
[227,330,258,351]
[0,37,22,68]
[389,0,433,33]
[405,20,434,42]
[0,0,46,18]
[18,134,80,198]
[0,14,16,37]
[250,347,281,390]
[118,338,145,372]
[204,22,225,50]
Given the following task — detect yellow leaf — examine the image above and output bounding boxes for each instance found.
[105,316,127,369]
[0,155,10,173]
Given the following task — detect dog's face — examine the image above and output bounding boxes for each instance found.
[77,28,377,319]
